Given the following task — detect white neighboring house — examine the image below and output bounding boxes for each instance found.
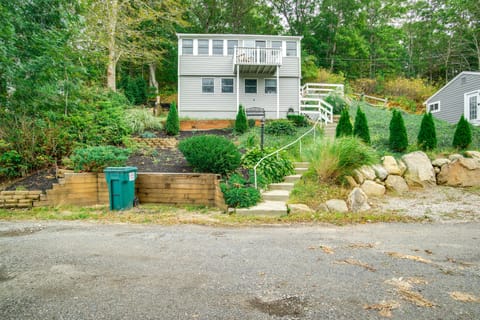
[177,33,303,119]
[424,71,480,125]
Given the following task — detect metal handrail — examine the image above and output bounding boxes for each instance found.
[253,118,322,189]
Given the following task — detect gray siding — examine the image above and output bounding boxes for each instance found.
[179,56,234,76]
[426,73,480,124]
[279,57,300,77]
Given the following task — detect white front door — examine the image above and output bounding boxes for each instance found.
[465,91,480,122]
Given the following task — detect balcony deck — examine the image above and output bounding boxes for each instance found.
[234,47,282,74]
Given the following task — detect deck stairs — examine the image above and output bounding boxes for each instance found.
[299,83,344,124]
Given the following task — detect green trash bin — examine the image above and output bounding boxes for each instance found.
[104,167,138,210]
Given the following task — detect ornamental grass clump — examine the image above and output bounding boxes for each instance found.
[306,137,377,184]
[125,108,163,134]
[389,109,408,152]
[417,112,437,151]
[452,115,472,150]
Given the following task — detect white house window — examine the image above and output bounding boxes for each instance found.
[182,39,193,55]
[227,40,238,55]
[286,41,297,57]
[271,41,282,49]
[222,78,234,93]
[265,79,277,94]
[202,78,214,93]
[213,40,224,55]
[428,101,440,113]
[198,39,209,55]
[469,95,478,120]
[245,79,257,94]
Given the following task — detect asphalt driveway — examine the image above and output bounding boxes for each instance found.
[1,221,479,319]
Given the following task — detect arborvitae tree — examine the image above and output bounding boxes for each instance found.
[353,107,371,144]
[165,101,179,136]
[335,109,353,138]
[452,115,472,150]
[389,109,408,152]
[417,112,437,151]
[235,105,248,134]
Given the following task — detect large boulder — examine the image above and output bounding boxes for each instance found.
[437,158,480,187]
[382,156,401,175]
[288,203,315,214]
[432,158,450,168]
[347,188,371,212]
[358,165,376,181]
[372,164,388,181]
[361,180,386,197]
[401,151,436,187]
[465,150,480,160]
[385,175,409,194]
[325,199,349,213]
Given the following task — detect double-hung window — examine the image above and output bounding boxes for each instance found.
[202,78,214,93]
[245,79,257,94]
[428,101,440,113]
[265,79,277,94]
[222,79,234,93]
[198,39,209,55]
[213,40,224,55]
[182,39,193,55]
[227,40,238,55]
[286,41,297,57]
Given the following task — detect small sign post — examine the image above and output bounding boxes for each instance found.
[245,107,266,150]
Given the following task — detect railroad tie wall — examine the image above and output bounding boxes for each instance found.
[0,191,42,208]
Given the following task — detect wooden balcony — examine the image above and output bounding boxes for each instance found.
[234,47,282,74]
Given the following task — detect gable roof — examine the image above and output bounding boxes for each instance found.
[425,71,480,104]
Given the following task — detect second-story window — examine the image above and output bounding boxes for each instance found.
[213,40,224,55]
[202,78,214,93]
[286,41,297,57]
[227,40,238,55]
[182,39,193,55]
[198,39,209,55]
[245,79,257,94]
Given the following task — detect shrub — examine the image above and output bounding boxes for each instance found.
[178,135,241,175]
[120,76,148,105]
[353,107,371,144]
[383,77,436,104]
[241,147,294,185]
[125,108,163,134]
[306,137,377,184]
[287,114,309,127]
[324,94,348,114]
[220,174,261,208]
[417,112,437,151]
[452,115,472,150]
[248,119,256,128]
[0,150,27,178]
[165,101,179,136]
[69,146,131,172]
[265,119,296,136]
[235,105,248,134]
[389,109,408,152]
[335,109,353,138]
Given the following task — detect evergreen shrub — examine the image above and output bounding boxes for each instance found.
[235,105,248,134]
[165,101,179,136]
[353,107,371,144]
[178,135,241,175]
[452,115,472,150]
[265,119,296,136]
[389,109,408,152]
[241,147,294,185]
[335,109,353,138]
[70,146,131,172]
[417,112,437,151]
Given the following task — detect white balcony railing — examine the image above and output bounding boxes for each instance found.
[234,47,282,66]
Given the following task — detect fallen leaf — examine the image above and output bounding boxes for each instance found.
[335,259,376,272]
[385,278,413,290]
[405,277,428,285]
[320,245,334,254]
[387,252,432,264]
[424,249,433,255]
[449,291,480,303]
[364,300,400,318]
[398,288,435,307]
[349,243,375,249]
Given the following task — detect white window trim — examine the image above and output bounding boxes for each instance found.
[221,78,234,94]
[245,79,258,94]
[428,101,440,113]
[264,78,277,94]
[201,78,215,94]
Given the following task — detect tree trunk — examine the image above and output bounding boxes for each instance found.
[106,0,118,92]
[148,63,160,116]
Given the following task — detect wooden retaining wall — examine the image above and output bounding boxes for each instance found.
[0,191,42,208]
[35,172,225,210]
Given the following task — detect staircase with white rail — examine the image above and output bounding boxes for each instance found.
[299,83,344,124]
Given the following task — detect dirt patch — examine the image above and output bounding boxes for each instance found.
[248,296,307,317]
[5,168,57,192]
[0,226,44,238]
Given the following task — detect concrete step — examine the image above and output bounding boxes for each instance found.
[284,174,302,183]
[295,167,309,174]
[269,182,295,191]
[262,189,290,201]
[293,162,310,169]
[235,200,287,216]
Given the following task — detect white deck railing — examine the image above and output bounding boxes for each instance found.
[234,47,282,65]
[300,83,344,98]
[299,97,334,124]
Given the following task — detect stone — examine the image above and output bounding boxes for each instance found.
[325,199,349,213]
[372,164,388,181]
[317,203,329,212]
[449,153,464,161]
[382,156,401,175]
[360,180,386,197]
[352,170,365,184]
[385,175,409,194]
[434,167,440,174]
[465,150,480,160]
[398,160,407,176]
[288,203,315,214]
[345,176,358,188]
[437,158,480,187]
[347,188,371,212]
[432,158,450,167]
[359,165,376,181]
[401,151,436,187]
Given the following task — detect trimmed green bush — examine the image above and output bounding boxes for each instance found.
[335,109,353,138]
[265,119,296,136]
[452,115,472,150]
[165,101,179,136]
[353,107,371,144]
[220,174,261,208]
[417,112,437,151]
[178,135,241,175]
[389,109,408,152]
[241,147,294,185]
[69,146,131,172]
[235,105,248,134]
[287,114,309,127]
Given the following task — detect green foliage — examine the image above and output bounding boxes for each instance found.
[220,174,261,208]
[324,94,348,114]
[287,114,309,127]
[178,135,241,175]
[417,113,437,151]
[265,119,296,136]
[235,105,248,134]
[119,76,148,105]
[69,146,131,172]
[0,150,27,178]
[125,108,163,134]
[241,147,294,185]
[248,119,256,128]
[452,115,472,150]
[335,109,353,138]
[165,101,180,136]
[389,109,408,152]
[353,107,371,144]
[306,137,377,184]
